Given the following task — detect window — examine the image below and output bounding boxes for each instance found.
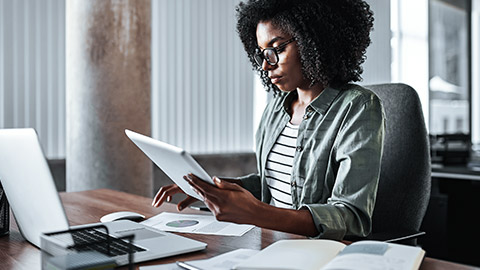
[391,0,430,126]
[472,0,480,145]
[429,0,471,136]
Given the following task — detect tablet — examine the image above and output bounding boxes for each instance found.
[125,129,213,201]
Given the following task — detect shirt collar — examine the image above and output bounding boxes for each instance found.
[275,86,343,115]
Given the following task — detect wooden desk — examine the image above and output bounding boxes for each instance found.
[0,189,476,270]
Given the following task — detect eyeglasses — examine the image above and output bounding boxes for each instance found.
[254,38,296,67]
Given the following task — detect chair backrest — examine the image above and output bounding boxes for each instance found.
[366,83,431,235]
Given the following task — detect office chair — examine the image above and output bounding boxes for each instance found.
[363,83,431,246]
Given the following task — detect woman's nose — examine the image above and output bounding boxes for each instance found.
[261,59,276,71]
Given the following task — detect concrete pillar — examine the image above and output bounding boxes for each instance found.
[66,0,152,196]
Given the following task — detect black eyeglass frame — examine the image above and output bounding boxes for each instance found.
[254,38,296,67]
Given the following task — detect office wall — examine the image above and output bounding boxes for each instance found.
[0,0,66,159]
[151,0,254,154]
[362,0,392,85]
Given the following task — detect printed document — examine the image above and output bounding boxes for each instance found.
[141,212,254,236]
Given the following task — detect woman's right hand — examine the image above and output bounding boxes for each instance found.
[151,184,199,211]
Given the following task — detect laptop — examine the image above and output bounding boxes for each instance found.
[0,128,206,266]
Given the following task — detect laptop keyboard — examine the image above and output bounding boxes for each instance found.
[70,229,146,257]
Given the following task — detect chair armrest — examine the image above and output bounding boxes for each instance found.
[381,231,426,243]
[345,231,426,246]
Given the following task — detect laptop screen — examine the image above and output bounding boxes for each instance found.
[0,128,69,247]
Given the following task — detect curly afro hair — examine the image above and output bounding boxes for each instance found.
[236,0,374,94]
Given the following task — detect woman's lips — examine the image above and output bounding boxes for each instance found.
[270,76,282,84]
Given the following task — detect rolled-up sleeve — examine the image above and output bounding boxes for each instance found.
[229,173,262,200]
[302,97,385,240]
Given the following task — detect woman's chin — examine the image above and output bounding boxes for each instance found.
[275,84,296,93]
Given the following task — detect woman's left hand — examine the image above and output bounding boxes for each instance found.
[184,173,261,225]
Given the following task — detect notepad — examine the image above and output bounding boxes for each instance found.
[232,239,425,270]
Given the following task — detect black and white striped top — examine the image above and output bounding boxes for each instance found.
[265,122,299,209]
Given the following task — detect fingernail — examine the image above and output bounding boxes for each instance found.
[167,196,171,202]
[214,176,221,184]
[178,206,183,211]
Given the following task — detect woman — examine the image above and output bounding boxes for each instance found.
[153,0,384,240]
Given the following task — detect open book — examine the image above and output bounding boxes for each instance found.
[233,239,425,270]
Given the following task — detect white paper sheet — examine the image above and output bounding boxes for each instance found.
[141,212,255,236]
[139,263,181,270]
[139,249,259,270]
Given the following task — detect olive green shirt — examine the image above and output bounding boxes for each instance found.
[237,84,385,240]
